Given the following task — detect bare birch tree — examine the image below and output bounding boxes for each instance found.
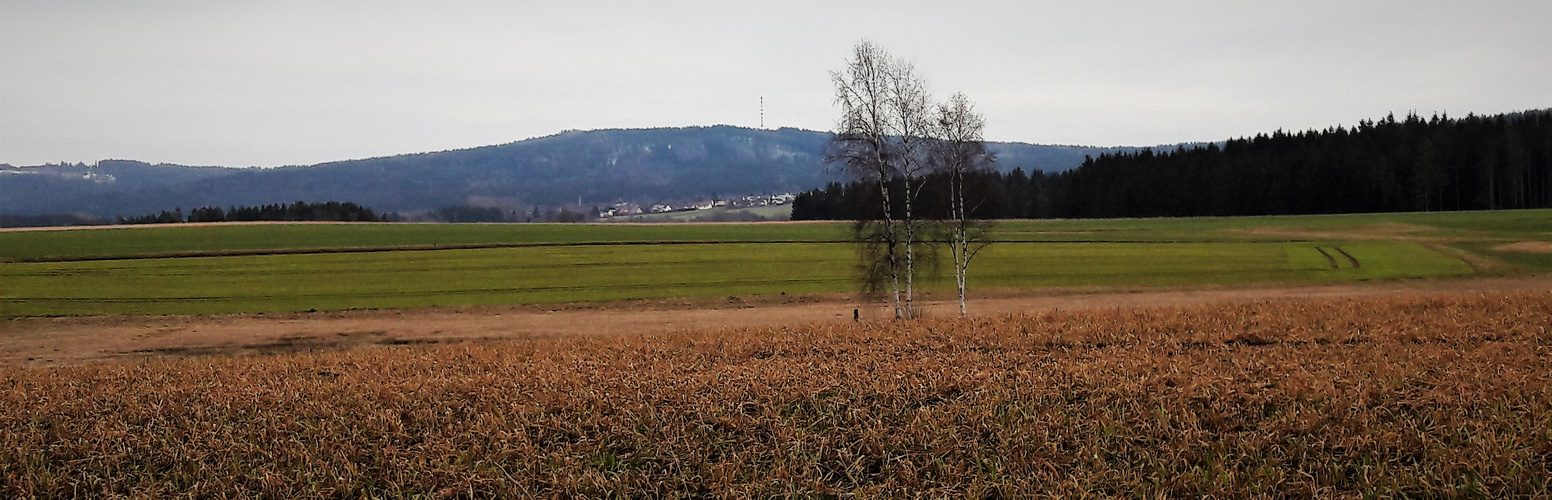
[829,41,989,320]
[883,58,935,319]
[829,41,905,318]
[932,93,996,316]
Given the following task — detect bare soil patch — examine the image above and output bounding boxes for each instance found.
[1424,243,1514,274]
[1494,241,1552,253]
[1236,222,1456,241]
[4,275,1547,368]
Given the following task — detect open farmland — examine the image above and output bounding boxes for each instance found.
[2,211,1549,496]
[5,290,1550,497]
[4,209,1549,318]
[2,235,1468,318]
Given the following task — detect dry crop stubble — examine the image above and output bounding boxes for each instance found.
[4,291,1551,497]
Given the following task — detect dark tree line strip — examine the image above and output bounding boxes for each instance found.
[796,109,1552,220]
[793,173,1006,222]
[117,201,392,224]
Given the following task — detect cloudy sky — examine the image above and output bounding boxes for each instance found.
[2,1,1547,167]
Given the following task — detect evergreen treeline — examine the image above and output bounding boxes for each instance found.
[792,174,1005,221]
[793,110,1552,220]
[118,201,390,224]
[0,213,108,228]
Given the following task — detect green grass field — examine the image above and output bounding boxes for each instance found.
[0,222,851,262]
[3,209,1547,317]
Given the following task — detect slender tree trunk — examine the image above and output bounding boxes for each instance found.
[935,92,990,319]
[953,167,968,317]
[882,183,901,319]
[903,177,915,319]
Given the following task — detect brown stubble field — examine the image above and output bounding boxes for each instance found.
[5,287,1551,497]
[7,276,1551,369]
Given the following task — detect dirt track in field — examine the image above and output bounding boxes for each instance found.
[3,275,1548,368]
[1497,241,1552,253]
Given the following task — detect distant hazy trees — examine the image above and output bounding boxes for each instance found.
[118,201,389,224]
[827,41,996,319]
[118,208,185,225]
[0,213,108,228]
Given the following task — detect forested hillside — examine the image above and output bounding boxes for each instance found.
[1,126,1131,220]
[794,110,1552,220]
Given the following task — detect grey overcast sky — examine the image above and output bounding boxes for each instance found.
[2,1,1548,167]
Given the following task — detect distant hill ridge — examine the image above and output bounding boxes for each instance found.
[0,125,1151,218]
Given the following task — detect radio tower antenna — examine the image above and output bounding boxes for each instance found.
[760,96,764,129]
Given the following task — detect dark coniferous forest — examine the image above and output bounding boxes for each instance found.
[117,201,389,224]
[793,110,1552,220]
